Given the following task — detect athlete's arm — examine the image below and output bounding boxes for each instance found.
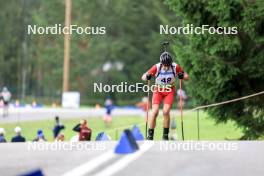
[73,124,81,132]
[141,73,148,81]
[141,65,157,81]
[183,72,189,80]
[176,65,189,80]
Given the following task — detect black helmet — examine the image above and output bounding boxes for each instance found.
[160,52,173,65]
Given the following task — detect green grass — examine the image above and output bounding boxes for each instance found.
[0,111,245,141]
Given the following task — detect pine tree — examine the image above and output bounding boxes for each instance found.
[165,0,264,139]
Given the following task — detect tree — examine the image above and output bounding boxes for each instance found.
[0,0,178,104]
[0,0,23,95]
[165,0,264,139]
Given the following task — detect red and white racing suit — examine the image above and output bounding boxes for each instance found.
[147,62,183,105]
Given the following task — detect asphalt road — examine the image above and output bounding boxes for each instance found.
[0,107,146,123]
[0,107,180,123]
[0,141,263,176]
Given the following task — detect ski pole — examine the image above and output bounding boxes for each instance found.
[180,79,185,140]
[145,80,151,139]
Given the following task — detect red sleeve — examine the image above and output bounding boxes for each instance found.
[147,65,157,76]
[176,64,183,74]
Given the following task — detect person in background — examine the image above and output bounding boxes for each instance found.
[103,97,114,127]
[0,87,12,117]
[136,97,149,118]
[53,116,65,139]
[177,89,188,108]
[33,129,47,142]
[55,133,65,142]
[73,119,92,141]
[11,126,26,142]
[170,118,177,140]
[0,128,7,143]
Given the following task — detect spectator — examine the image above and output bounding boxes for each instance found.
[55,133,65,142]
[103,97,114,127]
[11,126,26,142]
[170,118,177,140]
[53,116,65,139]
[73,119,92,141]
[177,89,188,108]
[136,97,149,118]
[33,129,47,142]
[70,135,79,142]
[0,128,6,143]
[0,87,11,117]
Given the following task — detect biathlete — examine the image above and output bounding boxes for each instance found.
[141,51,189,140]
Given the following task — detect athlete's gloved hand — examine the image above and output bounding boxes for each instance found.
[178,71,184,79]
[146,74,152,80]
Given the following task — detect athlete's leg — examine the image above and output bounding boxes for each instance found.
[162,104,172,140]
[148,104,160,140]
[163,104,172,128]
[162,88,175,140]
[148,90,162,140]
[149,104,159,129]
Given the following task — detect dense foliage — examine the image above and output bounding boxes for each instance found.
[166,0,264,139]
[0,0,177,104]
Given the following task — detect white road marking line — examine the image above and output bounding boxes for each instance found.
[62,150,115,176]
[93,141,154,176]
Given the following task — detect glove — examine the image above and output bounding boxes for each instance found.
[178,71,184,79]
[146,74,152,80]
